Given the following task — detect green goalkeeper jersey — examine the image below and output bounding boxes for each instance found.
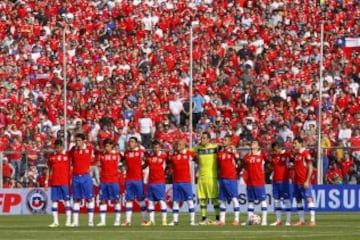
[192,143,219,179]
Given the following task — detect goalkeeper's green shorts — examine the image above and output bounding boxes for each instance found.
[197,178,219,199]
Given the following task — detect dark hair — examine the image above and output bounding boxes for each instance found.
[129,136,138,142]
[224,134,233,139]
[294,136,303,143]
[152,140,161,146]
[54,139,63,146]
[103,138,113,145]
[75,133,86,140]
[272,141,283,149]
[202,132,211,139]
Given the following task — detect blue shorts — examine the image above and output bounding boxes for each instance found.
[293,184,314,200]
[125,180,145,201]
[173,183,193,202]
[72,174,94,200]
[246,186,266,202]
[272,181,290,200]
[219,179,239,201]
[51,186,70,201]
[147,183,166,201]
[99,183,120,201]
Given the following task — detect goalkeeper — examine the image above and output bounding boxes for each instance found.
[192,132,220,225]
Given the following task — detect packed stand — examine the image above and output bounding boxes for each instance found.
[0,0,359,188]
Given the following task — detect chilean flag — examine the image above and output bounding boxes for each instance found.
[336,37,360,59]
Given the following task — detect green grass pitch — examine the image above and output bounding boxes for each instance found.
[0,213,359,240]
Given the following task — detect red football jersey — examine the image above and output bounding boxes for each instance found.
[69,144,94,175]
[217,148,239,179]
[243,151,266,187]
[99,150,120,183]
[293,148,313,185]
[270,150,291,182]
[48,151,71,186]
[123,148,145,181]
[146,152,168,184]
[170,150,194,183]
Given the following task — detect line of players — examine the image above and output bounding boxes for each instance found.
[46,132,316,227]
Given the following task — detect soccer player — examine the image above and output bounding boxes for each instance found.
[143,140,168,226]
[46,139,71,227]
[191,132,220,225]
[69,133,95,227]
[216,135,240,226]
[121,137,148,226]
[242,140,268,226]
[269,141,292,226]
[96,139,122,227]
[292,137,316,226]
[168,139,196,226]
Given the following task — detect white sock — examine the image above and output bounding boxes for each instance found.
[160,200,167,222]
[187,200,195,223]
[173,201,179,222]
[261,200,267,225]
[73,202,80,225]
[308,201,315,222]
[87,201,95,223]
[219,200,226,222]
[139,201,147,221]
[274,199,282,222]
[114,203,121,223]
[297,202,305,222]
[65,201,71,224]
[99,204,107,224]
[125,201,133,223]
[248,202,254,219]
[284,199,291,223]
[232,197,240,222]
[51,202,59,224]
[148,201,155,222]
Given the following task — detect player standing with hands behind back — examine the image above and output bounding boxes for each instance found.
[292,137,316,226]
[47,139,72,227]
[96,139,122,227]
[69,133,95,227]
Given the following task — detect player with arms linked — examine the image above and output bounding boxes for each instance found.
[143,140,168,226]
[96,138,122,227]
[168,139,196,226]
[46,139,71,228]
[192,132,220,225]
[292,137,316,226]
[242,140,268,226]
[269,141,292,226]
[69,133,95,227]
[215,135,241,226]
[121,137,148,226]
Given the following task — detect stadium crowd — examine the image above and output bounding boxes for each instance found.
[0,0,360,188]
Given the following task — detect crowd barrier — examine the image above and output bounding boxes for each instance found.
[1,184,360,215]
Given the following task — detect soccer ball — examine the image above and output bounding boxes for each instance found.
[248,214,261,225]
